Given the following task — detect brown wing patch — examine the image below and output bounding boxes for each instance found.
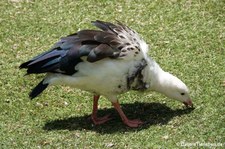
[87,44,120,62]
[77,20,147,62]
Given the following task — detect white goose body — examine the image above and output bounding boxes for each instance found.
[20,20,193,127]
[45,58,150,102]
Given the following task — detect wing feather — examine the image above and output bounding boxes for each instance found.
[20,20,149,75]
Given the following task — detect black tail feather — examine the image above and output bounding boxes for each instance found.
[29,80,49,99]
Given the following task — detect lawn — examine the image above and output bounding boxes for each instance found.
[0,0,224,148]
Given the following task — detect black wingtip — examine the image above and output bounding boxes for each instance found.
[19,60,32,69]
[29,80,48,99]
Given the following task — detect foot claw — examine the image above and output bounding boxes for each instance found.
[124,119,143,128]
[91,114,112,125]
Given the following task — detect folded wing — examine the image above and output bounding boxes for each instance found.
[20,20,148,75]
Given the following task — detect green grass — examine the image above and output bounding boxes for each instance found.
[0,0,224,148]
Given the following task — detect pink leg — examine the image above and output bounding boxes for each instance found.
[91,95,111,125]
[112,101,143,128]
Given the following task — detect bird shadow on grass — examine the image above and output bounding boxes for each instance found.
[43,102,194,134]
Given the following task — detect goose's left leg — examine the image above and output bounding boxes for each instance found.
[91,95,112,125]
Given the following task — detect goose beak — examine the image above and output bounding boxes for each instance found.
[183,99,193,108]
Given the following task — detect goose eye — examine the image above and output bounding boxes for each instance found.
[181,93,185,95]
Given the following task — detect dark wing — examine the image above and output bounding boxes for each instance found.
[20,20,148,75]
